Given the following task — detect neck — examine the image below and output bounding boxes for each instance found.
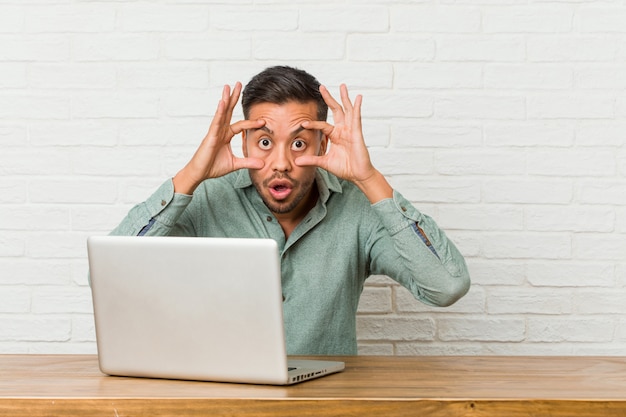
[274,185,319,239]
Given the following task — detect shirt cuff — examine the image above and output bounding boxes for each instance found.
[371,190,421,235]
[146,179,193,227]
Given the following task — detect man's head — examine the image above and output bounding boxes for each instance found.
[241,66,329,223]
[242,66,328,122]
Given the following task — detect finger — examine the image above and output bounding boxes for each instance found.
[230,118,265,135]
[224,82,242,123]
[301,120,334,137]
[352,93,363,132]
[205,98,227,140]
[320,85,345,124]
[294,154,327,169]
[233,156,264,171]
[203,85,232,140]
[339,84,354,118]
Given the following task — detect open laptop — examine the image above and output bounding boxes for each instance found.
[87,235,344,385]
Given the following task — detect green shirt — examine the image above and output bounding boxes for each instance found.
[110,169,470,355]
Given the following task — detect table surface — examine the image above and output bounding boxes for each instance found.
[2,354,626,416]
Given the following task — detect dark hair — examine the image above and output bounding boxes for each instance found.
[242,66,328,121]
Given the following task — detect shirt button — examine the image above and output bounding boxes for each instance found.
[266,216,273,222]
[282,294,286,302]
[401,206,407,212]
[161,200,167,206]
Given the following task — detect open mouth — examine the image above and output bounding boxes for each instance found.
[268,180,293,200]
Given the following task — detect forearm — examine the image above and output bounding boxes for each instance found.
[173,167,203,196]
[109,179,193,237]
[370,191,471,307]
[354,169,393,204]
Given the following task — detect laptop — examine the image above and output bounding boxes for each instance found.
[87,235,344,385]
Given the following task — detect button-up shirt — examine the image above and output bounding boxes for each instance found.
[110,169,470,355]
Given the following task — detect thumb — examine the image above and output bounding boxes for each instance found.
[295,155,326,169]
[234,157,264,171]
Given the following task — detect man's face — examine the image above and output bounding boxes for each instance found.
[242,100,327,217]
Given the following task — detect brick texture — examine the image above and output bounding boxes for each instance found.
[1,1,625,356]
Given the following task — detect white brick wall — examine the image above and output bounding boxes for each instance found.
[1,1,625,356]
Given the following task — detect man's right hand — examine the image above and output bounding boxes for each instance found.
[172,82,265,195]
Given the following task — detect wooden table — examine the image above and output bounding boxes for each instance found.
[1,355,626,416]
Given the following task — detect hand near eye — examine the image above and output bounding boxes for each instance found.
[173,83,265,195]
[297,84,393,204]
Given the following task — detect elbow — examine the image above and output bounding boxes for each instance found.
[441,273,471,307]
[427,270,471,307]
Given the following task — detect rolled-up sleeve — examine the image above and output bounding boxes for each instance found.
[369,190,470,307]
[109,179,194,237]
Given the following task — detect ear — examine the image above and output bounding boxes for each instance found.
[318,134,328,156]
[241,129,249,157]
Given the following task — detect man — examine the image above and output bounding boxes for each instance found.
[110,66,470,355]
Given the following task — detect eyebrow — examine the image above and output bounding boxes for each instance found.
[249,125,307,137]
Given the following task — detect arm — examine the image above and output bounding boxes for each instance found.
[369,191,470,307]
[299,85,470,306]
[298,85,393,204]
[110,83,265,236]
[173,82,265,195]
[108,179,194,237]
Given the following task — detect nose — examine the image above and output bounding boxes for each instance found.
[271,145,292,172]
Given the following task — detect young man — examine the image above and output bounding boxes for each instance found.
[110,66,470,355]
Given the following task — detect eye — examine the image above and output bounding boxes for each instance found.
[258,138,272,150]
[291,139,307,151]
